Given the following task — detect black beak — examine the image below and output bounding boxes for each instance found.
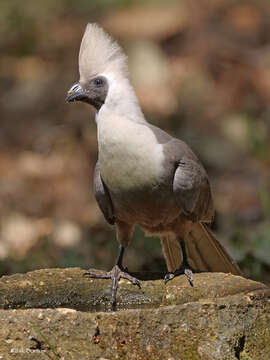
[66,82,87,103]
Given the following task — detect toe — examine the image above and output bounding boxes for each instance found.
[120,272,141,288]
[132,278,141,288]
[83,271,111,279]
[184,269,193,287]
[164,273,175,284]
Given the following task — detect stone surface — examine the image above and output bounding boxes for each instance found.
[0,268,269,359]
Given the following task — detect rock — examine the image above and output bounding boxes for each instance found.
[0,268,269,359]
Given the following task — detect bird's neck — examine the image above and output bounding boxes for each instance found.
[96,76,147,124]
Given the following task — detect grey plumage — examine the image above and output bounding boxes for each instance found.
[67,23,242,306]
[94,162,115,225]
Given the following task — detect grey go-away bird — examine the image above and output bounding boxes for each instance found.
[66,23,241,307]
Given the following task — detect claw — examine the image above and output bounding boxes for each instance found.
[84,265,141,309]
[164,265,194,286]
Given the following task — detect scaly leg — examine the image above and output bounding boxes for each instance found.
[164,239,194,286]
[84,245,141,308]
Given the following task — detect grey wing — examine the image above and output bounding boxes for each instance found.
[171,143,214,223]
[94,162,115,225]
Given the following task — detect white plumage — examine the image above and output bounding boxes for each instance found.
[79,23,128,81]
[98,114,165,192]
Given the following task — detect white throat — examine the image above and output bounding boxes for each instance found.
[96,73,146,124]
[95,73,165,192]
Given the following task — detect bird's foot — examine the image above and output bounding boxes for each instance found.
[164,264,194,287]
[84,265,141,309]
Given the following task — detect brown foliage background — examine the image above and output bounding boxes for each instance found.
[0,0,270,284]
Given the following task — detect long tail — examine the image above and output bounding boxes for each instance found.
[161,234,181,272]
[161,223,242,275]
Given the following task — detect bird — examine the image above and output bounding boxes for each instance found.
[66,23,242,307]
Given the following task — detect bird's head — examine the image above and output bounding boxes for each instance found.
[66,76,108,110]
[66,23,128,111]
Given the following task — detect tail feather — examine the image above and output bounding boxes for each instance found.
[161,223,242,276]
[187,223,242,275]
[161,234,182,272]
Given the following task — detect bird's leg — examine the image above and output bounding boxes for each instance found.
[164,240,194,286]
[84,245,141,308]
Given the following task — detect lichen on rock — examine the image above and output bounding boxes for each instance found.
[0,268,269,359]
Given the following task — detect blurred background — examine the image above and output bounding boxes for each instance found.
[0,0,270,285]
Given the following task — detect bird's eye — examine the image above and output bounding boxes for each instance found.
[94,77,104,86]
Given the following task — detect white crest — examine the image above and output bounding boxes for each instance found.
[79,23,128,81]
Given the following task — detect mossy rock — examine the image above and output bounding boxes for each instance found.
[0,268,269,359]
